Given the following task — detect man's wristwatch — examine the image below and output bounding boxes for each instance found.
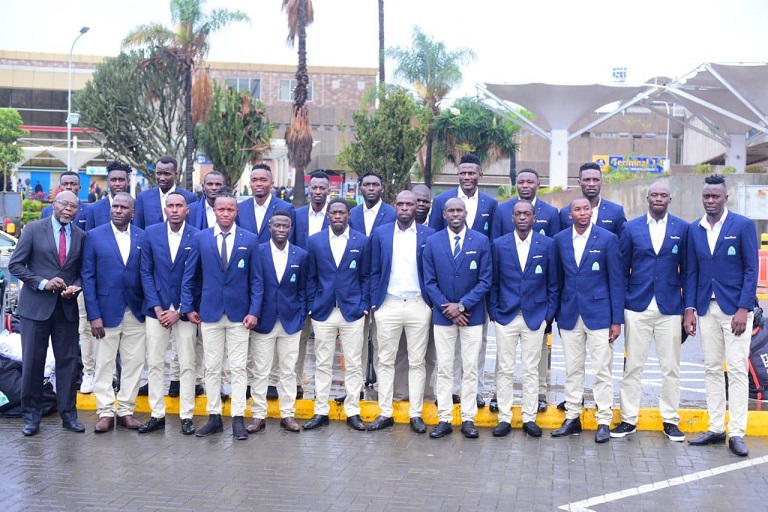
[457,302,466,313]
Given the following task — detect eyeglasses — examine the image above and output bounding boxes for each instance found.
[55,200,78,210]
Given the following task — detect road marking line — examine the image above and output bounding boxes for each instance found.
[557,455,768,512]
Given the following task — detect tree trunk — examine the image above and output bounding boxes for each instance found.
[424,129,434,188]
[378,0,385,85]
[293,166,307,207]
[184,66,195,191]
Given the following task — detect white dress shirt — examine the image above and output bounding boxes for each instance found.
[363,199,383,236]
[646,213,668,311]
[205,202,216,228]
[699,208,728,255]
[254,194,272,234]
[214,224,236,264]
[308,203,328,237]
[387,222,420,299]
[448,226,467,255]
[572,223,593,266]
[168,221,184,263]
[159,185,177,221]
[271,240,289,282]
[329,226,350,267]
[112,223,132,265]
[514,230,531,272]
[458,187,479,229]
[590,197,602,226]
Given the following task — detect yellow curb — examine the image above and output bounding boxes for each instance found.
[757,293,768,300]
[76,393,768,436]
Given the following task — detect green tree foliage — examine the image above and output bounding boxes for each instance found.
[337,87,426,204]
[433,97,519,168]
[74,50,185,182]
[0,108,28,182]
[122,0,250,189]
[195,82,275,188]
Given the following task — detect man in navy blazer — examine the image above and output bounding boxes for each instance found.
[428,154,497,409]
[424,198,492,439]
[348,171,396,237]
[133,156,197,229]
[85,160,131,231]
[367,191,435,434]
[612,182,688,443]
[551,197,624,443]
[683,175,758,456]
[488,200,558,438]
[138,192,199,435]
[303,198,371,432]
[81,192,146,433]
[236,163,294,243]
[188,171,226,230]
[490,167,561,414]
[9,191,86,436]
[559,162,626,235]
[180,193,262,440]
[41,172,88,231]
[247,210,308,434]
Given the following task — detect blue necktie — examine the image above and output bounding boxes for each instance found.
[453,235,461,259]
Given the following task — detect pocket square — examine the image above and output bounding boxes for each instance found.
[237,259,245,268]
[670,235,680,240]
[601,219,613,223]
[184,247,191,250]
[350,249,360,253]
[469,260,477,270]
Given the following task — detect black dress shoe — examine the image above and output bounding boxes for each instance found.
[430,421,453,438]
[266,386,278,400]
[688,431,726,445]
[62,419,85,433]
[245,386,252,400]
[296,386,304,399]
[138,416,166,434]
[461,421,479,439]
[346,414,366,431]
[452,394,461,404]
[523,421,542,438]
[137,383,149,396]
[729,436,749,456]
[196,414,224,437]
[492,421,511,437]
[476,394,486,408]
[595,424,611,443]
[195,384,205,396]
[167,380,180,397]
[22,423,40,436]
[489,395,499,413]
[551,418,582,437]
[368,416,394,431]
[232,416,248,440]
[303,414,330,430]
[538,399,548,412]
[181,418,196,435]
[409,417,427,434]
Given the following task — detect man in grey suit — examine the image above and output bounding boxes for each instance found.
[9,191,87,436]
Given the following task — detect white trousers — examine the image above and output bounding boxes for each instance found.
[495,315,546,424]
[434,323,482,422]
[200,317,249,417]
[620,309,681,425]
[698,300,752,437]
[249,322,300,418]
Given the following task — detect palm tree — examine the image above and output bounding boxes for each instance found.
[122,0,249,190]
[378,0,385,86]
[282,0,314,207]
[388,27,475,188]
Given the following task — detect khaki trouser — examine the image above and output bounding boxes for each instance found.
[146,315,197,419]
[249,322,300,419]
[200,317,249,417]
[434,323,483,423]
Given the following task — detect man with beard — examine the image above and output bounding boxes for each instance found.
[133,156,196,229]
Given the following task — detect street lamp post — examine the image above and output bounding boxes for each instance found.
[67,26,89,173]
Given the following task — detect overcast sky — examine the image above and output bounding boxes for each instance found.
[3,0,767,101]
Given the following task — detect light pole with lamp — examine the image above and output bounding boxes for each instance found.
[67,26,89,173]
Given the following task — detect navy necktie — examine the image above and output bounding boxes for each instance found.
[453,235,461,259]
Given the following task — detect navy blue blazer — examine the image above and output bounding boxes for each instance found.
[348,201,397,237]
[140,221,199,319]
[306,228,371,322]
[369,222,435,310]
[84,197,111,231]
[560,198,626,235]
[423,228,492,327]
[620,214,688,315]
[491,197,561,240]
[291,205,329,249]
[42,202,88,232]
[235,196,295,243]
[133,187,197,229]
[81,224,145,328]
[255,241,308,335]
[552,225,624,330]
[428,188,497,238]
[187,197,214,230]
[488,231,558,329]
[180,226,263,323]
[684,211,758,315]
